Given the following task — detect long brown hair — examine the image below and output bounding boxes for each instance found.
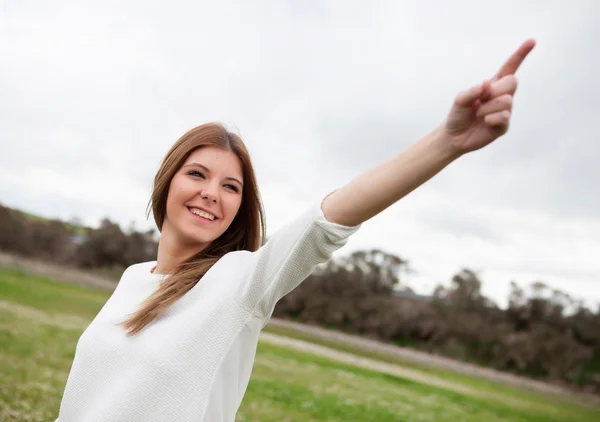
[120,123,266,335]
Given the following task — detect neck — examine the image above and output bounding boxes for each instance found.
[154,229,207,275]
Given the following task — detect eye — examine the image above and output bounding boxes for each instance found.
[188,170,205,179]
[225,184,239,193]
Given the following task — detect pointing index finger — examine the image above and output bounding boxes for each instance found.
[494,39,536,80]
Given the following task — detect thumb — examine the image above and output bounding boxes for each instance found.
[454,80,490,107]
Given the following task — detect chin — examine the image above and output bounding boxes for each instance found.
[177,230,214,249]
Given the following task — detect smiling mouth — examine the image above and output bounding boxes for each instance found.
[187,207,218,222]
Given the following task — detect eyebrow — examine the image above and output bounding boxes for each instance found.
[182,163,244,188]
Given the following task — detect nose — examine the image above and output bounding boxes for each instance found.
[200,189,218,203]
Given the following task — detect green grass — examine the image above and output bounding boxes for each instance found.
[1,268,599,421]
[0,269,109,317]
[262,324,596,410]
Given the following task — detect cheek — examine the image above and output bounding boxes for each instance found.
[225,197,243,223]
[165,184,187,221]
[165,189,178,210]
[168,178,193,204]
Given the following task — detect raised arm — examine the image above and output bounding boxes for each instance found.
[322,39,536,227]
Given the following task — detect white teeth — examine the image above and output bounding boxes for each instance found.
[190,208,216,221]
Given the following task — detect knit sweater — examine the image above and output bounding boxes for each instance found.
[55,199,360,421]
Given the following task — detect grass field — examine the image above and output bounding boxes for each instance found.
[1,268,599,421]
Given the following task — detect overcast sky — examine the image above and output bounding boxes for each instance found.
[1,0,598,309]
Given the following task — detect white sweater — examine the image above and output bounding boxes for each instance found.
[56,199,360,422]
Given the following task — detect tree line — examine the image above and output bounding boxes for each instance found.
[1,202,599,393]
[0,203,158,271]
[274,250,600,394]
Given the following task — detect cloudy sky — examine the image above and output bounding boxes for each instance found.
[1,0,598,309]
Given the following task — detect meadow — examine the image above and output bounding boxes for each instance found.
[1,268,599,421]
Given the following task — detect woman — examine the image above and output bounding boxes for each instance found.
[56,39,535,421]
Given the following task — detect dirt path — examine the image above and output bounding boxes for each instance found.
[0,252,117,291]
[265,318,597,401]
[259,332,599,409]
[260,332,484,397]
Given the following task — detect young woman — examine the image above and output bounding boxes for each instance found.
[56,39,535,421]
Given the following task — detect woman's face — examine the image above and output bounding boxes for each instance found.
[162,146,244,251]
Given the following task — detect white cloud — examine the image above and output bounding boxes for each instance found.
[1,0,599,308]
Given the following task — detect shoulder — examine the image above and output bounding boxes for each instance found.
[116,261,156,284]
[211,250,255,280]
[124,261,156,275]
[219,250,253,268]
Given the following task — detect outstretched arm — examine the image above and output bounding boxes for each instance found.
[322,39,536,227]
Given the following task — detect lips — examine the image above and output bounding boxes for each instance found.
[187,207,218,223]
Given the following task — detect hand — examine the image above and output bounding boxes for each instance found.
[441,39,536,155]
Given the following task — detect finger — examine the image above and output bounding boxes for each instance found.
[494,39,536,80]
[484,110,511,130]
[471,98,482,114]
[479,80,492,102]
[488,75,518,98]
[455,80,490,107]
[476,94,513,118]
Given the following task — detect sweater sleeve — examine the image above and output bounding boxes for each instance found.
[236,193,361,322]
